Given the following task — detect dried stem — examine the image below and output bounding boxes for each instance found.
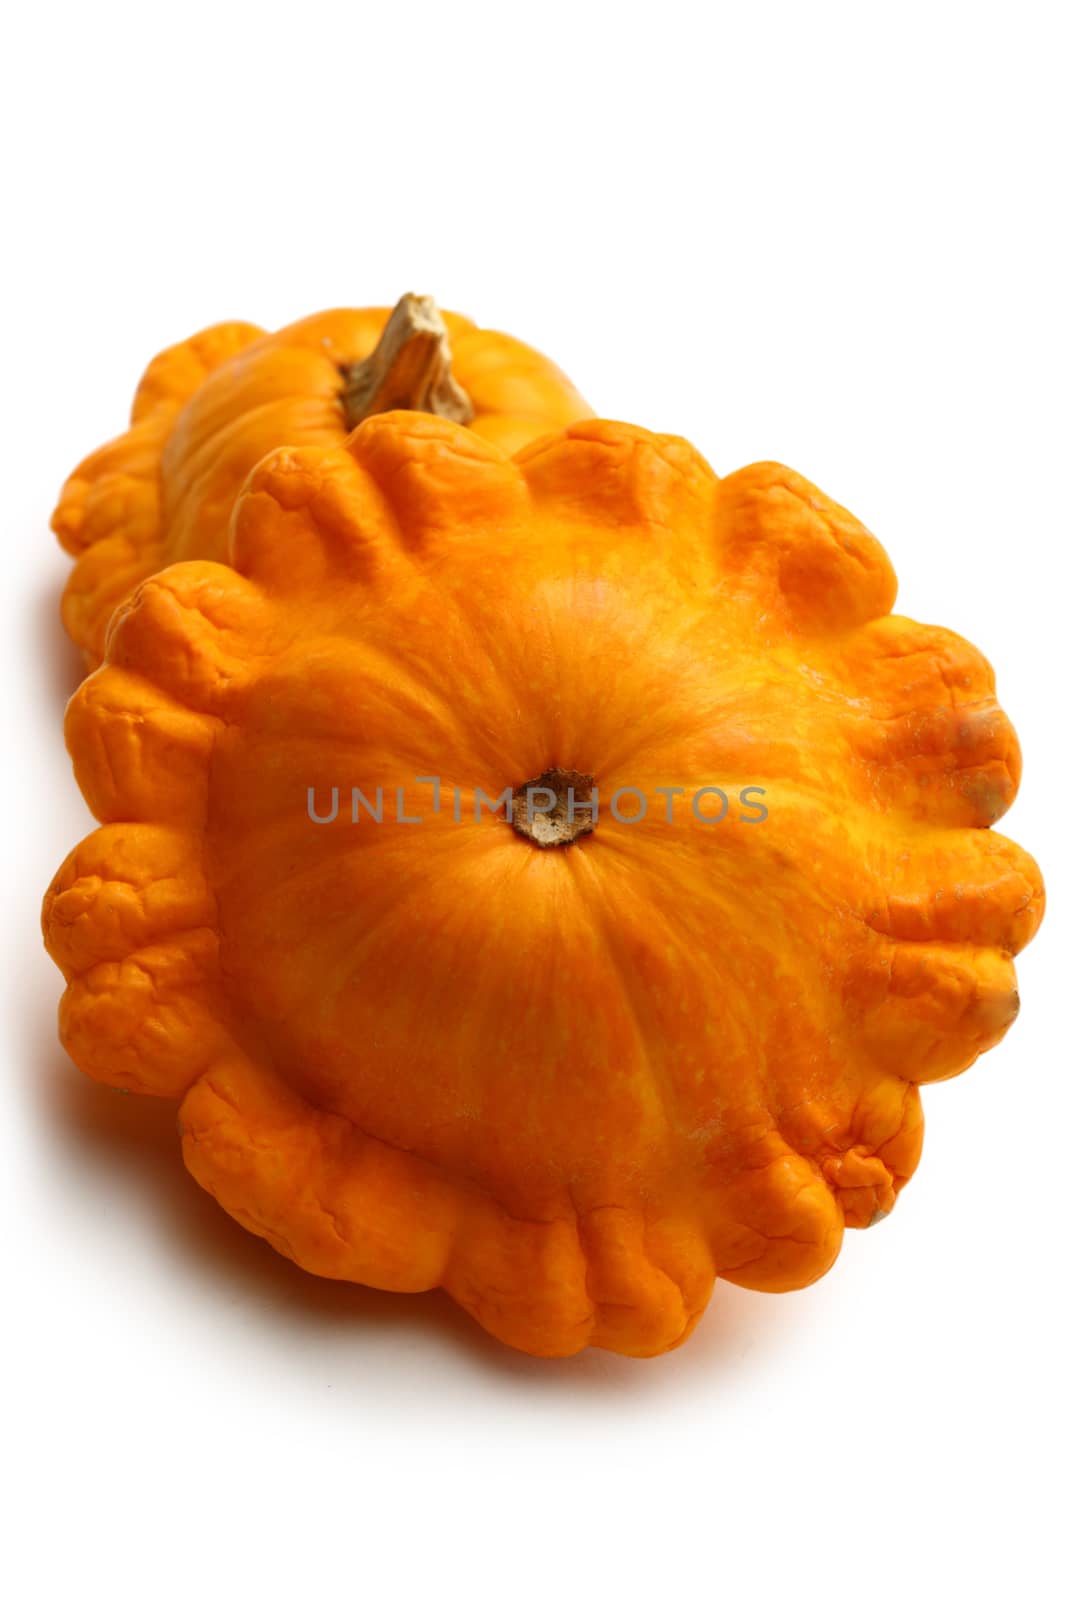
[341,293,474,430]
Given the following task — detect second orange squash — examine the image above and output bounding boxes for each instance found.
[52,293,592,666]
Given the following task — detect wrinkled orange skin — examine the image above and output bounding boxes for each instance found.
[43,414,1044,1357]
[52,308,592,667]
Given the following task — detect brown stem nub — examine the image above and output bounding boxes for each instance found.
[340,293,475,431]
[511,769,597,849]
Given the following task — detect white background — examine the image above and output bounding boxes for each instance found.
[4,3,1063,1596]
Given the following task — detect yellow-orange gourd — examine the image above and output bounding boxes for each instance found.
[43,412,1043,1357]
[52,294,591,666]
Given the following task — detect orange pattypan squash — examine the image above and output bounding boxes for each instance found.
[52,294,591,667]
[43,413,1043,1358]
